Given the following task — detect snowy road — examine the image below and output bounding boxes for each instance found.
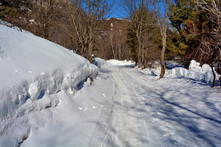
[1,24,220,147]
[9,65,221,147]
[104,68,149,147]
[89,66,221,147]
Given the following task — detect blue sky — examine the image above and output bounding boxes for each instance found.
[108,0,128,19]
[107,0,168,19]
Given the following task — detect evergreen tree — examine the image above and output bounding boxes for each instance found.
[127,26,138,64]
[166,31,188,59]
[169,0,198,62]
[0,1,18,19]
[169,0,221,86]
[169,0,213,65]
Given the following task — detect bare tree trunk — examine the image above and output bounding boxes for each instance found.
[118,45,121,59]
[118,35,121,59]
[159,24,167,79]
[109,27,116,59]
[137,30,142,66]
[218,63,221,87]
[138,45,142,67]
[88,25,94,60]
[210,64,216,87]
[153,0,170,79]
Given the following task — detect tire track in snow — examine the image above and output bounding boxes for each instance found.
[120,68,221,147]
[101,67,150,147]
[88,66,220,147]
[121,68,183,146]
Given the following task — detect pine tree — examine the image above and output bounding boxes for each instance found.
[169,0,211,65]
[166,31,188,58]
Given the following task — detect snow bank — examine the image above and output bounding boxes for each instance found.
[0,24,98,122]
[94,58,135,68]
[142,60,220,86]
[93,57,106,68]
[107,59,135,66]
[169,60,220,86]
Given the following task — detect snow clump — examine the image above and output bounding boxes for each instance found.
[170,60,220,86]
[107,59,135,66]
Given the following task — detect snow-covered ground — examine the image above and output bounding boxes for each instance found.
[0,23,221,147]
[102,65,221,147]
[0,24,99,146]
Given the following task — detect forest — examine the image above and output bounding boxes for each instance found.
[0,0,221,81]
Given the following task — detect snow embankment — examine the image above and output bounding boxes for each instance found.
[0,24,98,122]
[169,60,220,86]
[107,59,135,67]
[143,60,220,86]
[93,57,107,68]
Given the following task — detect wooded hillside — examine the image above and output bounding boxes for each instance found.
[1,0,220,77]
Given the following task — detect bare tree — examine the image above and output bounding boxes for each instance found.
[94,18,130,60]
[108,19,129,59]
[194,0,221,86]
[122,0,161,67]
[151,0,171,78]
[69,0,113,60]
[63,3,88,56]
[124,0,148,66]
[195,0,221,18]
[27,0,65,39]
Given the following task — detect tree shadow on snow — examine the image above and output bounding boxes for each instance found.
[144,88,221,147]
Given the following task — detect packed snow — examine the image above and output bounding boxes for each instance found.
[0,23,221,147]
